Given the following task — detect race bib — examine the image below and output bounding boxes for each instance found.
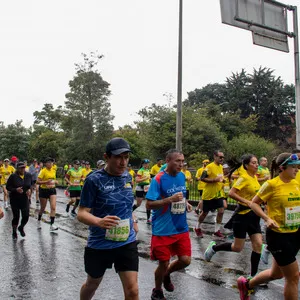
[105,219,130,242]
[285,207,300,227]
[171,198,186,214]
[73,179,80,185]
[46,180,55,189]
[223,186,230,194]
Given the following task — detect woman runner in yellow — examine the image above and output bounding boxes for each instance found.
[0,158,15,209]
[237,153,300,300]
[36,157,59,232]
[204,154,262,279]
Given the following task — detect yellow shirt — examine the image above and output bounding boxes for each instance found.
[81,168,92,185]
[257,177,300,233]
[0,165,15,185]
[195,167,206,191]
[295,171,300,185]
[223,176,231,197]
[233,173,260,214]
[232,165,247,183]
[128,169,135,180]
[137,167,150,186]
[257,166,270,185]
[202,162,224,200]
[38,168,57,189]
[182,169,192,190]
[52,164,57,173]
[150,164,161,176]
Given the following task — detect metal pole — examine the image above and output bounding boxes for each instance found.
[176,0,183,151]
[293,6,300,148]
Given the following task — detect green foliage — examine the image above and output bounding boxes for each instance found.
[28,130,66,162]
[225,133,276,162]
[33,103,64,131]
[0,120,30,160]
[185,67,295,147]
[188,152,210,169]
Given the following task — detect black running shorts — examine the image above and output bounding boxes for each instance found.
[84,241,139,278]
[39,188,56,199]
[69,190,81,198]
[202,198,224,213]
[266,228,300,267]
[232,210,261,239]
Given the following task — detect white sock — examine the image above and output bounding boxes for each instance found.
[196,222,201,229]
[215,223,221,233]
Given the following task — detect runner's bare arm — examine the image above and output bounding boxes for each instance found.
[77,206,120,229]
[250,195,279,229]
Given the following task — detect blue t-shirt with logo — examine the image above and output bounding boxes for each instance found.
[146,171,188,236]
[80,169,135,249]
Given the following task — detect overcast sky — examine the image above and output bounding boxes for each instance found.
[0,0,298,129]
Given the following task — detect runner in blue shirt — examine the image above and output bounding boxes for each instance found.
[146,149,193,300]
[78,138,139,300]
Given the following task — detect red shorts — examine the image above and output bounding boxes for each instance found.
[150,232,191,261]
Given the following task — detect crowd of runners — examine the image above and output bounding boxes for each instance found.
[0,138,300,300]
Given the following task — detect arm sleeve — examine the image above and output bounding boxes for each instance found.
[233,177,246,191]
[256,181,273,203]
[145,179,161,201]
[6,175,15,192]
[79,177,97,208]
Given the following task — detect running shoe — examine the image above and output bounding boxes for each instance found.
[50,224,58,232]
[151,288,166,300]
[37,220,42,229]
[213,230,224,238]
[146,219,152,225]
[237,276,253,300]
[163,274,174,292]
[195,208,200,215]
[12,231,17,240]
[204,241,216,262]
[194,227,203,238]
[66,204,70,213]
[71,211,77,217]
[260,244,270,265]
[18,226,26,237]
[4,202,8,210]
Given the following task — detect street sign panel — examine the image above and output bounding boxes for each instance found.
[219,0,289,52]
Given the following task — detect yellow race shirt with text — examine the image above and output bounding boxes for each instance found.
[202,162,224,200]
[196,167,206,191]
[0,165,15,185]
[38,168,57,189]
[233,173,260,215]
[257,176,300,233]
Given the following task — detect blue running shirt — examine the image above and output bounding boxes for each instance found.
[146,171,189,236]
[80,169,136,249]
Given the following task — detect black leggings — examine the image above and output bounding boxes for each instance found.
[11,199,29,228]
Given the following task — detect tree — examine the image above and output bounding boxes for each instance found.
[225,133,276,163]
[64,52,114,162]
[33,103,64,131]
[0,120,30,159]
[184,67,295,147]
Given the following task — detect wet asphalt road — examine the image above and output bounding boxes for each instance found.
[0,189,296,299]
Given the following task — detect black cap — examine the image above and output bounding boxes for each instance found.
[44,157,54,163]
[74,160,80,165]
[17,162,26,168]
[106,138,131,155]
[157,158,163,161]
